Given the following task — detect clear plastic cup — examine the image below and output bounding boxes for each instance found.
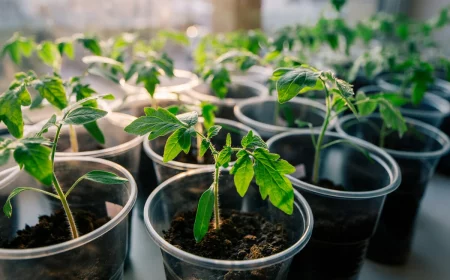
[234,96,336,140]
[360,84,450,127]
[143,118,256,185]
[228,65,273,85]
[428,79,450,174]
[115,91,199,118]
[144,168,313,280]
[184,77,269,120]
[267,131,401,279]
[120,69,199,97]
[0,157,136,279]
[336,114,450,265]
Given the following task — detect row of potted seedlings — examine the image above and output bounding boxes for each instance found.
[1,5,450,280]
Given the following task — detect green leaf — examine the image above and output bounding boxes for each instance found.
[83,170,128,184]
[371,93,408,107]
[84,121,105,144]
[217,147,232,167]
[154,53,175,77]
[226,133,231,147]
[177,111,198,127]
[166,105,179,115]
[0,85,32,138]
[201,102,217,130]
[14,143,52,185]
[194,185,214,242]
[136,65,161,97]
[356,92,377,116]
[207,125,221,138]
[36,114,57,137]
[37,41,61,69]
[200,139,210,157]
[331,0,346,11]
[0,149,10,166]
[63,107,107,125]
[163,128,192,162]
[230,152,254,197]
[78,37,102,55]
[209,67,231,99]
[1,34,34,65]
[241,130,268,150]
[253,148,295,215]
[20,137,52,146]
[72,83,98,108]
[275,67,322,103]
[34,76,68,110]
[57,40,75,59]
[3,188,28,218]
[124,107,185,139]
[379,100,407,137]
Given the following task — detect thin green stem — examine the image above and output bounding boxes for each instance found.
[65,176,85,198]
[51,124,79,239]
[213,165,221,230]
[69,125,79,153]
[312,80,332,184]
[17,187,61,200]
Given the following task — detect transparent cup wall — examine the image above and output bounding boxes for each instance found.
[336,115,450,264]
[268,132,400,279]
[145,169,312,280]
[0,157,136,279]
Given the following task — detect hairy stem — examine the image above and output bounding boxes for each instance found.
[69,125,79,153]
[52,124,79,239]
[312,81,332,185]
[196,123,204,163]
[213,166,221,230]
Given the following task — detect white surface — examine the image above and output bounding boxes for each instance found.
[125,174,450,280]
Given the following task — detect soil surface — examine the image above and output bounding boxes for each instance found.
[163,210,289,280]
[1,209,109,249]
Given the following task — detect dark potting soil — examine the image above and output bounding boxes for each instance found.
[288,179,379,280]
[1,209,109,249]
[173,146,216,165]
[163,210,289,280]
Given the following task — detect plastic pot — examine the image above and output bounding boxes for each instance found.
[336,114,450,265]
[144,168,313,280]
[0,157,136,279]
[120,69,199,97]
[428,79,450,174]
[184,77,269,120]
[234,96,335,140]
[267,131,401,279]
[143,118,255,185]
[360,84,450,127]
[228,65,273,85]
[118,94,199,216]
[116,91,199,118]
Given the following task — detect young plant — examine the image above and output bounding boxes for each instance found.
[0,93,127,239]
[273,65,406,184]
[194,31,268,98]
[124,107,295,242]
[1,34,110,151]
[82,32,184,108]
